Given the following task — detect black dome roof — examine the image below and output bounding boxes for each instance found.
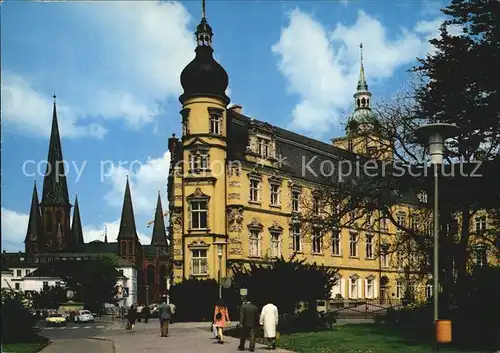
[180,46,229,105]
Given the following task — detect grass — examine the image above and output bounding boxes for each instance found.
[276,325,479,353]
[2,342,50,353]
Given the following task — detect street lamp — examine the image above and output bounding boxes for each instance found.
[213,240,226,299]
[416,122,459,349]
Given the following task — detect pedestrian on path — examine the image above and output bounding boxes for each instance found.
[213,299,230,344]
[136,304,143,322]
[143,305,150,324]
[158,295,172,337]
[260,302,279,350]
[238,297,259,352]
[127,304,137,332]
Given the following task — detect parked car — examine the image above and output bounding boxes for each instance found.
[74,310,94,323]
[45,313,67,326]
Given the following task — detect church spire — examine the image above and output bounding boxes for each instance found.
[357,43,368,92]
[41,95,70,206]
[25,181,43,249]
[71,194,84,246]
[117,177,139,241]
[151,192,168,247]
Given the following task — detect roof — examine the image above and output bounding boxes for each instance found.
[226,109,421,206]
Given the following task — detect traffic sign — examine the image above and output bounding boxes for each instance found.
[240,288,248,296]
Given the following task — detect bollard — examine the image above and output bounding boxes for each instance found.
[436,320,452,344]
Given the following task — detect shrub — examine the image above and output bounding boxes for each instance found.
[1,290,45,344]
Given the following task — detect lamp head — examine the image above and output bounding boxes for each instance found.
[213,240,226,258]
[415,122,460,164]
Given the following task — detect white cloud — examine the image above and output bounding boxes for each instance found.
[272,9,448,136]
[83,219,151,245]
[103,151,171,216]
[1,208,29,251]
[3,1,196,138]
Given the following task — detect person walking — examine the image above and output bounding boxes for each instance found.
[127,304,137,332]
[158,295,172,337]
[213,299,230,344]
[136,304,143,322]
[260,302,279,349]
[143,304,150,324]
[238,297,259,352]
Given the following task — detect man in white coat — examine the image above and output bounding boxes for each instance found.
[259,303,279,349]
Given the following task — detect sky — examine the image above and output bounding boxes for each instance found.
[1,0,450,252]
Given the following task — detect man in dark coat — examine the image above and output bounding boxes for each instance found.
[238,297,259,352]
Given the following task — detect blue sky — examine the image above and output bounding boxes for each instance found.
[1,0,448,251]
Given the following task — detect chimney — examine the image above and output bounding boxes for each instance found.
[229,104,243,114]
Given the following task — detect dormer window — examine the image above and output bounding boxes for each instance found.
[348,140,354,152]
[257,137,271,157]
[210,115,221,135]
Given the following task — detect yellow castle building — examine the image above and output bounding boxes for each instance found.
[166,4,496,304]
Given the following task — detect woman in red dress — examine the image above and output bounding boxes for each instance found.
[213,299,230,344]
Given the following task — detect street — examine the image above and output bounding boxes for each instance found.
[37,320,114,340]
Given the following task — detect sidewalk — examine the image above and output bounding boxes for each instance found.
[97,322,296,353]
[41,339,113,353]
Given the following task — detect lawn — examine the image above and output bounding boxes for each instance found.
[1,342,50,353]
[277,325,475,353]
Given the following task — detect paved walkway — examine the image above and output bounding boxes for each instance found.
[97,322,296,353]
[41,339,113,353]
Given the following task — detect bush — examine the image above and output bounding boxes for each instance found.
[1,290,45,344]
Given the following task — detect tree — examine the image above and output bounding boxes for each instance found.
[31,285,67,309]
[30,257,120,313]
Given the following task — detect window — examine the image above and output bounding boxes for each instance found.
[190,201,208,229]
[15,283,20,290]
[270,232,281,258]
[350,277,358,299]
[43,281,49,288]
[25,269,31,276]
[397,252,404,270]
[292,224,301,252]
[366,278,374,298]
[380,217,387,231]
[249,230,261,257]
[425,284,433,299]
[16,270,22,277]
[190,151,209,172]
[312,229,323,254]
[313,196,320,214]
[381,252,388,268]
[270,183,280,206]
[129,242,134,255]
[474,245,487,267]
[210,115,221,135]
[349,233,358,257]
[55,281,61,286]
[291,190,300,212]
[191,249,208,275]
[365,235,374,259]
[348,140,353,152]
[249,179,260,202]
[396,280,403,298]
[332,229,341,256]
[396,213,406,227]
[257,137,271,157]
[119,269,124,275]
[475,216,487,233]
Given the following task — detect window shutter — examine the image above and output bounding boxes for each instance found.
[364,279,368,298]
[374,279,378,299]
[358,278,362,298]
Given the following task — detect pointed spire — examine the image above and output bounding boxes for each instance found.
[104,225,108,243]
[151,192,168,246]
[41,95,70,206]
[202,0,206,19]
[195,0,213,47]
[357,43,368,92]
[71,194,84,246]
[117,178,139,241]
[25,181,43,245]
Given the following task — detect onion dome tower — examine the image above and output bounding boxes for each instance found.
[179,0,230,105]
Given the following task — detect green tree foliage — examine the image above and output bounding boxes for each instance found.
[169,278,219,322]
[230,256,337,317]
[31,285,67,309]
[414,0,500,162]
[1,289,46,344]
[31,258,120,313]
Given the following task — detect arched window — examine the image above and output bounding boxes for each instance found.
[356,98,361,108]
[361,97,366,107]
[45,211,53,232]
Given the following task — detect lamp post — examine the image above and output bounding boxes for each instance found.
[416,122,459,350]
[213,241,226,299]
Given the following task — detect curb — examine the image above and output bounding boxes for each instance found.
[39,340,53,352]
[87,337,116,353]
